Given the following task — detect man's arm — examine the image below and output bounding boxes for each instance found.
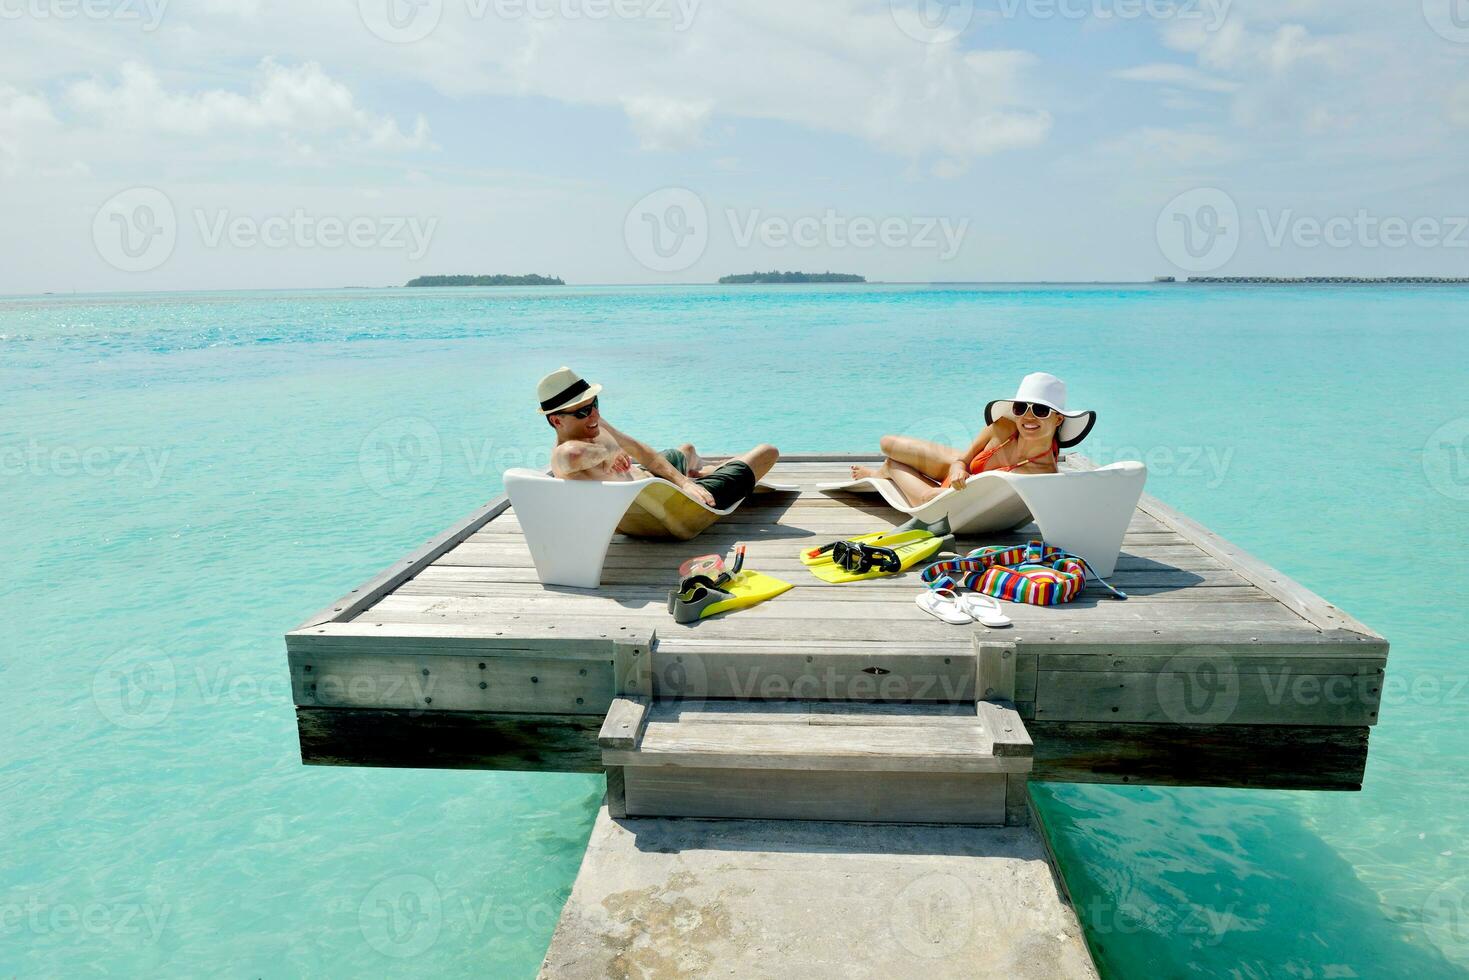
[552,440,614,478]
[600,420,716,506]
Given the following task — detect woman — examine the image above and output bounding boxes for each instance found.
[850,372,1097,505]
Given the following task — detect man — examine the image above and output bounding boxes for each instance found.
[537,366,779,510]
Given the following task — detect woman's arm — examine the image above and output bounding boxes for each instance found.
[948,418,1016,488]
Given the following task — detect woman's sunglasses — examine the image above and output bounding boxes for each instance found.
[1011,401,1053,420]
[554,398,599,420]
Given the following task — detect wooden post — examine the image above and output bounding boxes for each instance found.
[612,630,654,697]
[975,639,1017,702]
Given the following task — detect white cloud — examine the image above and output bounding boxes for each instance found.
[65,59,433,151]
[620,96,712,151]
[1113,63,1240,94]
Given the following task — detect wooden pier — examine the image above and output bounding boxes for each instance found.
[283,453,1387,972]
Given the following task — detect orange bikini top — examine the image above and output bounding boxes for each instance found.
[966,436,1059,476]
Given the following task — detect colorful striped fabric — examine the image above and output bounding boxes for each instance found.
[920,540,1127,605]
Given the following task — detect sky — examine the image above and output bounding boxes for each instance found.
[2,0,1469,292]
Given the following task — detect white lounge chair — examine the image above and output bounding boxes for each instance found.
[504,468,797,588]
[816,461,1146,576]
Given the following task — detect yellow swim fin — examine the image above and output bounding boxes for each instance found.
[668,568,793,623]
[806,530,948,584]
[800,529,902,566]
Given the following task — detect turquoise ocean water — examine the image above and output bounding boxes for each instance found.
[3,284,1466,977]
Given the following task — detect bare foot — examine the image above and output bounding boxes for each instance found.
[850,464,887,480]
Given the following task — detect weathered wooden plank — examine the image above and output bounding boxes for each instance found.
[608,716,1028,774]
[603,766,627,818]
[1033,667,1381,726]
[654,644,977,701]
[598,697,650,750]
[613,635,653,696]
[287,621,648,658]
[1138,493,1381,639]
[294,494,512,630]
[1028,721,1369,790]
[289,651,614,714]
[976,640,1018,701]
[1005,772,1031,827]
[404,563,1252,590]
[621,767,1008,824]
[294,707,603,773]
[976,700,1032,757]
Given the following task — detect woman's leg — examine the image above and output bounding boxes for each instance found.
[851,435,960,481]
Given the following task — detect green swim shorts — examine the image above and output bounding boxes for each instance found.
[659,448,756,510]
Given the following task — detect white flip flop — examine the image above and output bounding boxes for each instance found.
[915,588,973,625]
[958,593,1012,628]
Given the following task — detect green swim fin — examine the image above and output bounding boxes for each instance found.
[806,530,948,584]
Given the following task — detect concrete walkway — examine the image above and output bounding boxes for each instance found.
[540,807,1097,979]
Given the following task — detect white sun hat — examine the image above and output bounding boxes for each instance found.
[537,366,603,415]
[983,372,1096,448]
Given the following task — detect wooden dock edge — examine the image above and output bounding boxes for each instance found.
[292,706,1369,791]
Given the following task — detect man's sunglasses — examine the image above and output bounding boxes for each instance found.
[1011,401,1053,420]
[553,398,599,420]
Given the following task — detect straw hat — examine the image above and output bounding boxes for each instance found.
[537,366,602,415]
[983,372,1096,448]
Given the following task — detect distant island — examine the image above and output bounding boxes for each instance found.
[405,274,565,287]
[718,271,866,284]
[1167,276,1469,285]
